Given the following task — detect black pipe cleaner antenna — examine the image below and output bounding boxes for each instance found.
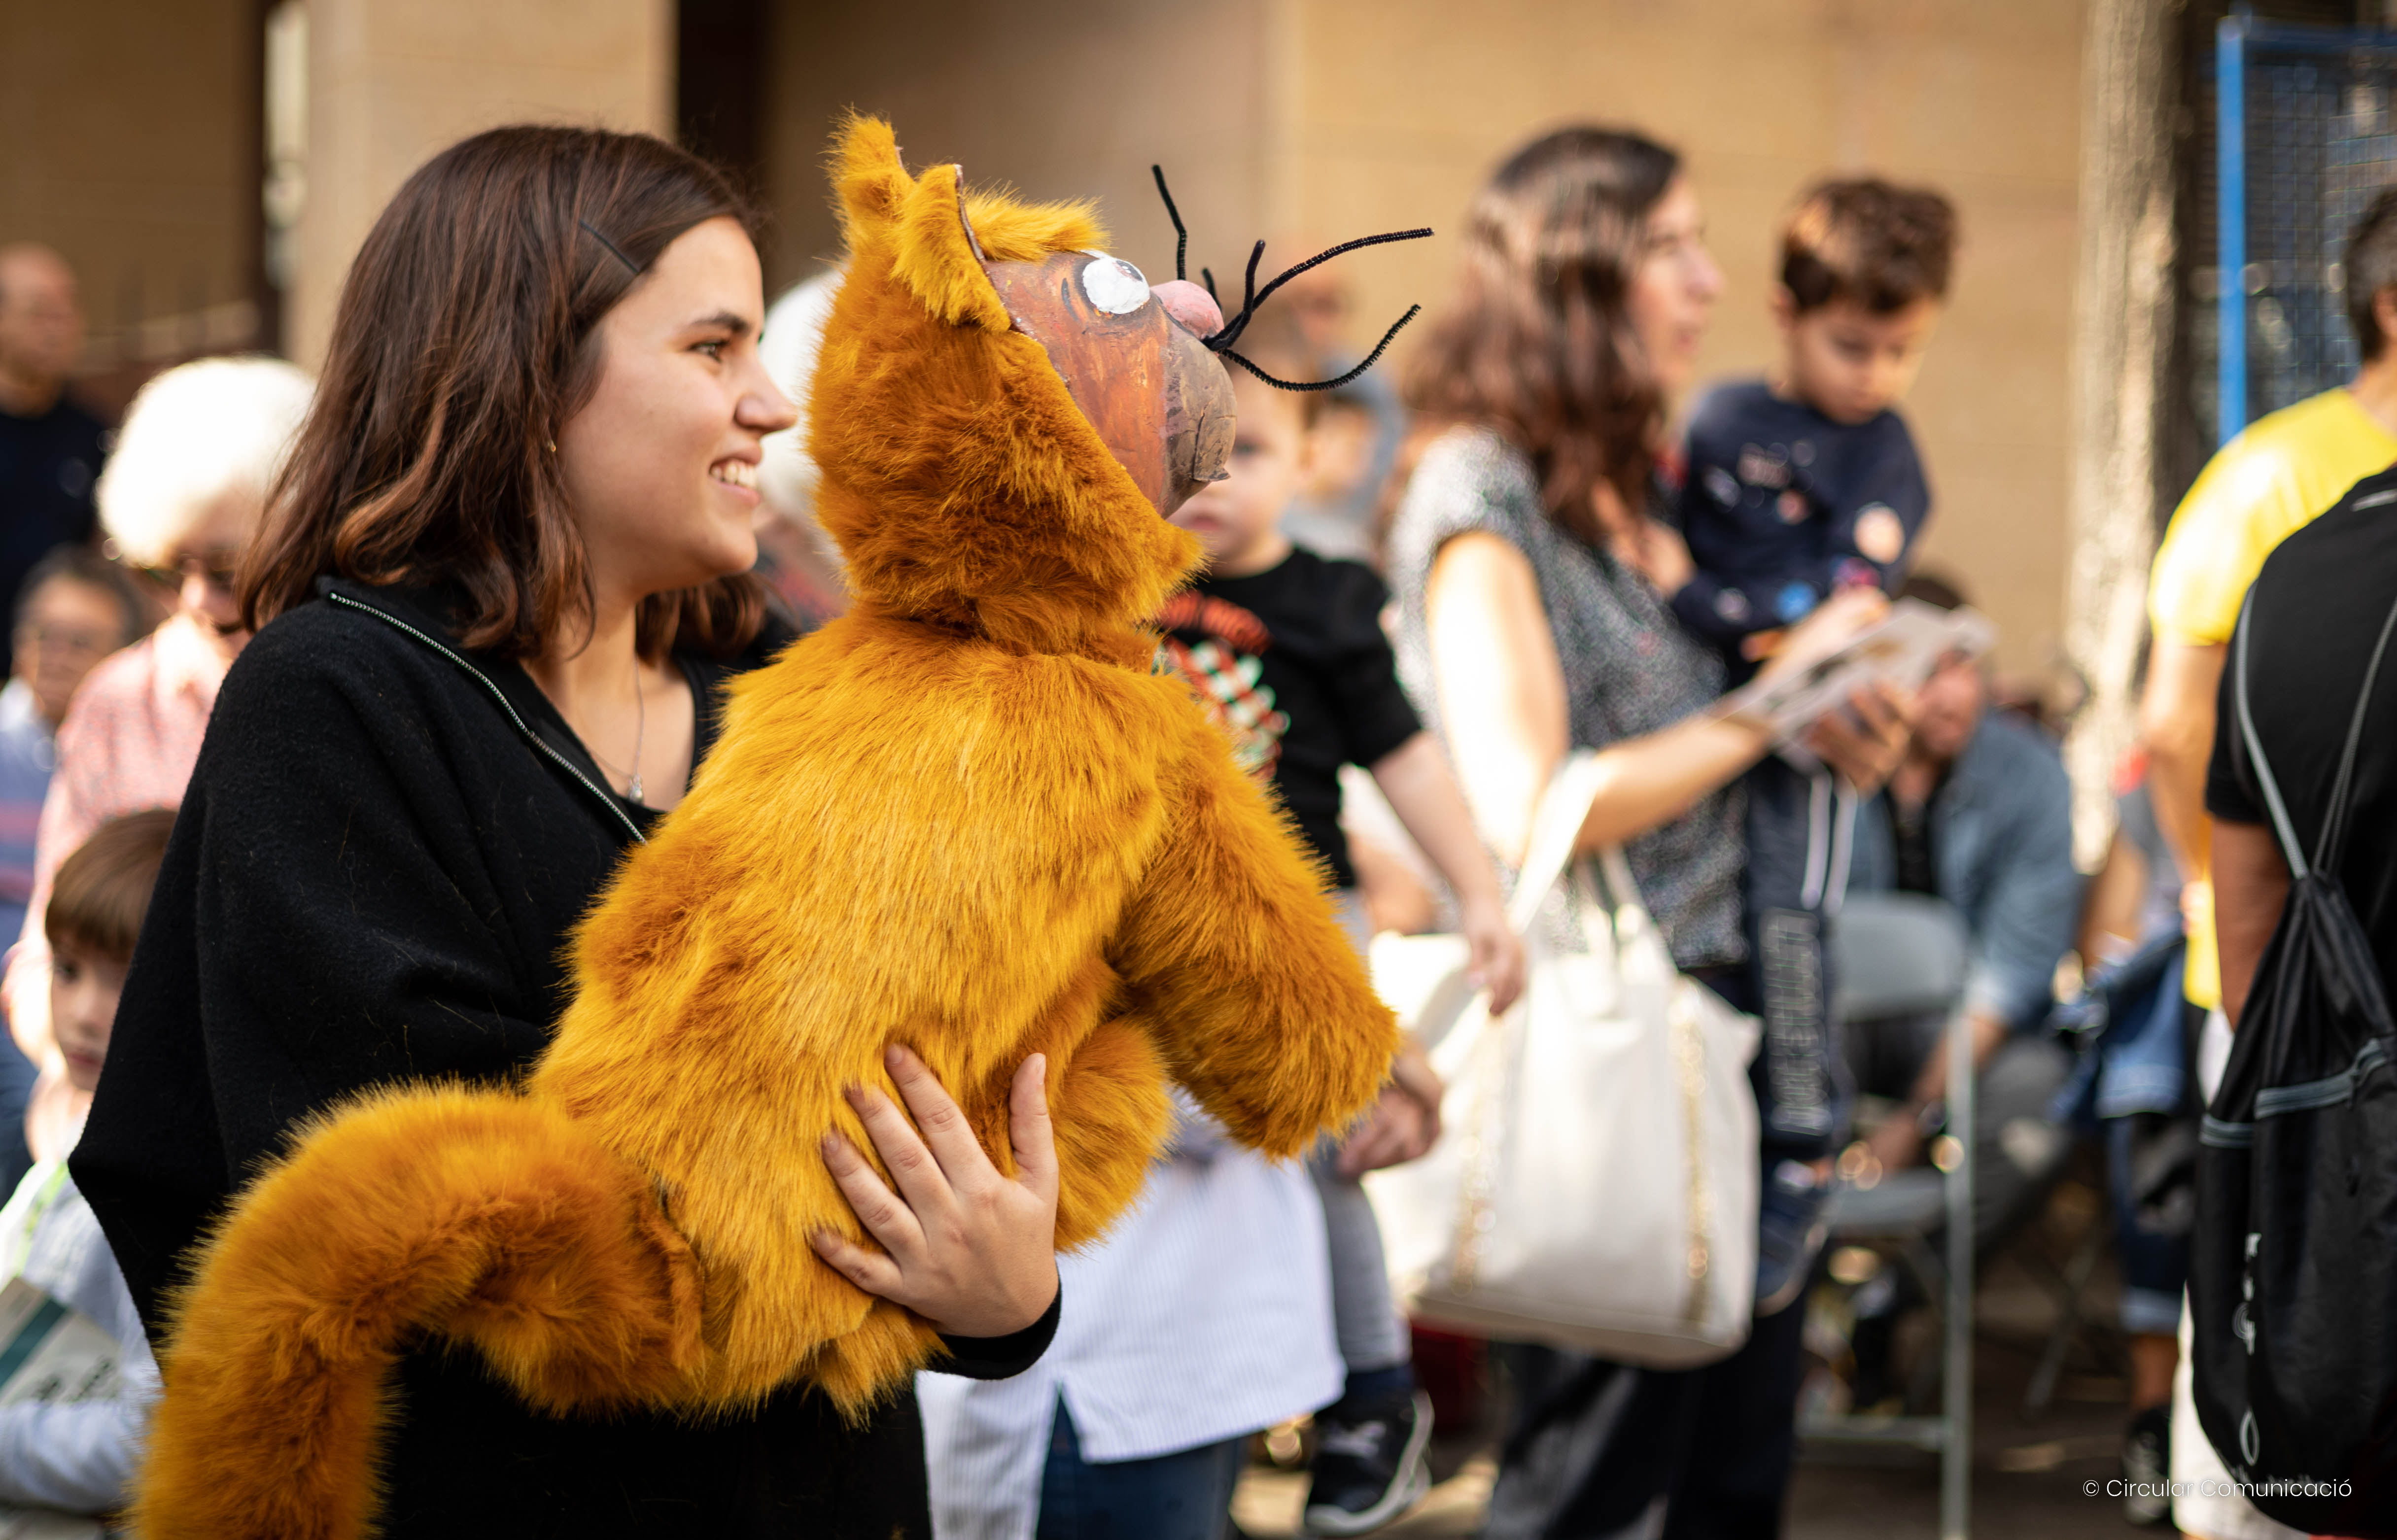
[1150,165,1429,394]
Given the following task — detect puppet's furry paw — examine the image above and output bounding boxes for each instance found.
[137,1085,699,1540]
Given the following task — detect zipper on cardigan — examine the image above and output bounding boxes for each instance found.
[323,590,648,846]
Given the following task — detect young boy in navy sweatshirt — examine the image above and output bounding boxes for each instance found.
[1675,177,1958,1305]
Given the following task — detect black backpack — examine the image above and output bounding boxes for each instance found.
[2192,587,2397,1535]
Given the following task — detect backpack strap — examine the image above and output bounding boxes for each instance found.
[2311,584,2397,873]
[2233,590,2311,879]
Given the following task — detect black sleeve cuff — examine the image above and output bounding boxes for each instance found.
[934,1280,1061,1381]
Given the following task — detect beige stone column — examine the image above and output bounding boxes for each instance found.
[289,0,673,368]
[2064,0,2178,867]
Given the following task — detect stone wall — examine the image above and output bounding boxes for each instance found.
[290,0,674,365]
[0,0,262,398]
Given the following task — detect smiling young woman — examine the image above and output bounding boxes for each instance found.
[70,127,1060,1537]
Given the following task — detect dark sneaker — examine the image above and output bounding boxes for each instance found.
[1756,1158,1832,1315]
[1301,1388,1432,1537]
[2121,1403,2171,1527]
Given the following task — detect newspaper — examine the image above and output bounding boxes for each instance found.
[0,1276,121,1539]
[1716,598,1996,744]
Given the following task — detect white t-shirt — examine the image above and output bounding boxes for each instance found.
[917,1099,1340,1540]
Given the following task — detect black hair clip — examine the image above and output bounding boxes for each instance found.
[1150,166,1429,393]
[579,218,643,277]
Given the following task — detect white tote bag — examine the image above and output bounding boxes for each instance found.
[1363,751,1762,1368]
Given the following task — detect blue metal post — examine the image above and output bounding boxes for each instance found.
[2219,14,2249,445]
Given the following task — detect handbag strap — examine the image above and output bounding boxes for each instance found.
[2234,583,2397,880]
[1504,751,1666,941]
[1506,751,1610,933]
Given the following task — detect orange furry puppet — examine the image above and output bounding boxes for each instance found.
[135,116,1398,1538]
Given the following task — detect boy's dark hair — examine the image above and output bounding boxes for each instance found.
[13,545,148,650]
[1781,178,1958,315]
[47,807,175,962]
[2346,187,2397,360]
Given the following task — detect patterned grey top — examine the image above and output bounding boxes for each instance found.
[1386,426,1746,969]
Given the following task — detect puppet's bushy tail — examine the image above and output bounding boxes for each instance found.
[136,1084,702,1540]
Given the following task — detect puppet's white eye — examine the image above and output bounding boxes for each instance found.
[1079,255,1150,315]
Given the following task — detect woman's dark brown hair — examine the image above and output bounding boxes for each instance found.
[1402,126,1680,544]
[242,125,765,660]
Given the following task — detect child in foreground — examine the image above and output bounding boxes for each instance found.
[1158,308,1525,1537]
[1674,176,1957,1307]
[0,808,173,1515]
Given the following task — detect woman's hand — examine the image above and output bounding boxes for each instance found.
[1754,587,1888,684]
[1804,682,1917,796]
[1337,1039,1445,1178]
[811,1046,1060,1338]
[1460,892,1526,1016]
[1862,1112,1924,1175]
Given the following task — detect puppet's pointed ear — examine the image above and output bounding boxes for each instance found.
[832,114,914,236]
[893,161,1012,332]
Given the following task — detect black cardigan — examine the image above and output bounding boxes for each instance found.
[72,578,1054,1537]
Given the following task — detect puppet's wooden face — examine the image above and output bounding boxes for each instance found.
[981,251,1236,518]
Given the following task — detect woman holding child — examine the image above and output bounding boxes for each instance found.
[1386,128,1913,1534]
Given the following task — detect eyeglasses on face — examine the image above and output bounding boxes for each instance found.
[125,552,241,594]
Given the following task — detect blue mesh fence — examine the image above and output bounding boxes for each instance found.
[2218,16,2397,443]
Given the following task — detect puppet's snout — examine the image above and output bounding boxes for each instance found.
[1151,280,1223,339]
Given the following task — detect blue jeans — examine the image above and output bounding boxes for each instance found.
[1036,1398,1247,1540]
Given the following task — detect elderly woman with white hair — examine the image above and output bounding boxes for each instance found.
[752,268,847,628]
[4,355,311,1159]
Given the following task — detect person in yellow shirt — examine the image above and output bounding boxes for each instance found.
[2147,192,2397,1016]
[2138,187,2397,1540]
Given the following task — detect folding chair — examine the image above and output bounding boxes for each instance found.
[1798,891,1975,1540]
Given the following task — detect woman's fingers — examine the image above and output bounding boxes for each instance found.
[1806,681,1915,792]
[820,1126,927,1260]
[1008,1053,1059,1205]
[881,1045,991,1194]
[1763,588,1888,682]
[816,1051,1060,1338]
[810,1226,906,1296]
[1471,929,1526,1016]
[1337,1089,1433,1177]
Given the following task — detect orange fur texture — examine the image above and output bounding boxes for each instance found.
[139,115,1396,1538]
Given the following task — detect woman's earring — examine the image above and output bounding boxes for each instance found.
[547,439,558,454]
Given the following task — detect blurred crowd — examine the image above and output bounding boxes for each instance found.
[0,106,2386,1540]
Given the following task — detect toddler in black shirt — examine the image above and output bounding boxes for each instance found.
[1157,308,1522,1537]
[1674,177,1957,1304]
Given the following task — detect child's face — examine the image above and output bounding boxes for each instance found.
[50,939,127,1095]
[1167,371,1308,576]
[11,577,124,730]
[1776,294,1941,425]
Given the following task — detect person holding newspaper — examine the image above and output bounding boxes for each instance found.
[1385,124,1910,1539]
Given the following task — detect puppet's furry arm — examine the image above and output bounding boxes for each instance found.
[137,1085,702,1540]
[1110,724,1400,1159]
